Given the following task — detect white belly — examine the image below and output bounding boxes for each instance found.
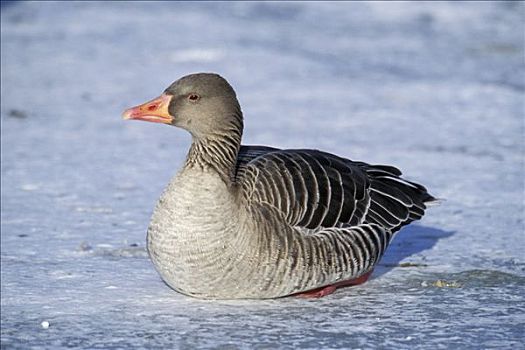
[146,167,250,297]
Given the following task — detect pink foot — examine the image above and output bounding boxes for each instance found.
[294,270,374,299]
[295,285,337,299]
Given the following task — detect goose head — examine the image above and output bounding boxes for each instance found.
[123,73,242,139]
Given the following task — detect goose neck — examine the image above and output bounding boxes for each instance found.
[185,124,243,183]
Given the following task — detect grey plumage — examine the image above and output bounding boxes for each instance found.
[236,146,433,233]
[126,73,436,299]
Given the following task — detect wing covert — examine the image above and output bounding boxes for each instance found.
[236,147,371,230]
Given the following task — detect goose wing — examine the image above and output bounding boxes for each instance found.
[236,146,434,232]
[236,146,371,230]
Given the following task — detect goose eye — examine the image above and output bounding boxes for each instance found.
[188,94,200,102]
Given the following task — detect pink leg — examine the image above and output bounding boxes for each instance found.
[294,270,374,299]
[295,285,337,299]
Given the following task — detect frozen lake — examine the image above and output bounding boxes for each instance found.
[1,1,524,349]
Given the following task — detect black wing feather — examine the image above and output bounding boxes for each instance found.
[236,145,434,233]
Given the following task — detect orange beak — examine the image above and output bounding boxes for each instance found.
[122,93,173,124]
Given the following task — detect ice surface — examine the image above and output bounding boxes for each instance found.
[1,1,524,349]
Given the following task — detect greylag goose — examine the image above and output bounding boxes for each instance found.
[123,73,436,299]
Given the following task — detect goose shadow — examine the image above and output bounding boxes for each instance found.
[373,224,456,279]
